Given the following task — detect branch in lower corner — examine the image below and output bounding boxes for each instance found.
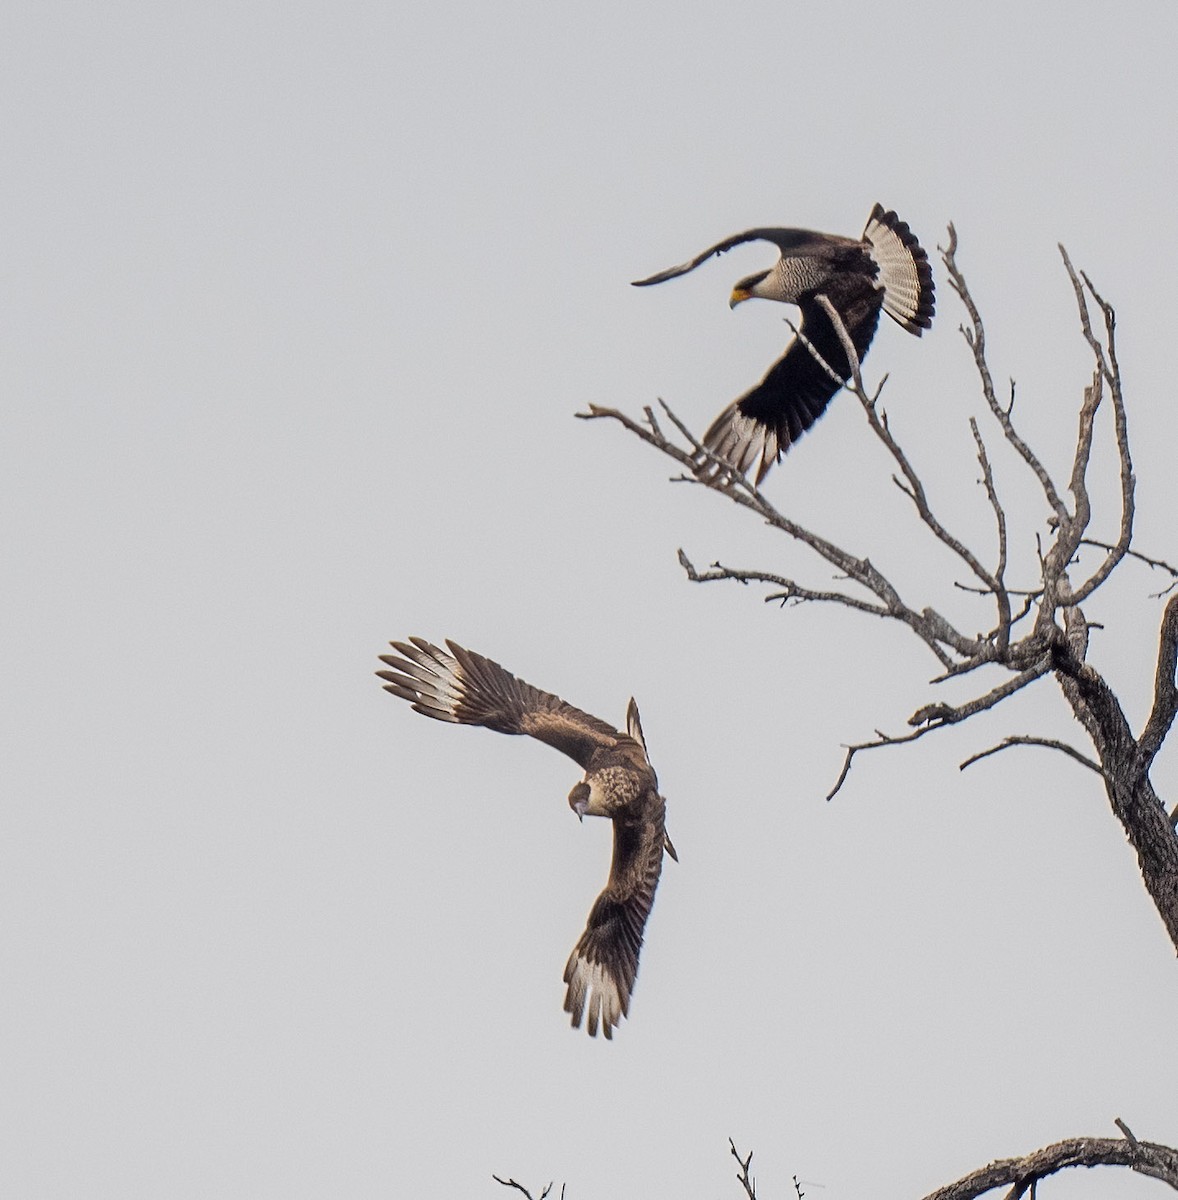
[492,1176,563,1200]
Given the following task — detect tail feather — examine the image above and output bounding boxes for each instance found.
[862,204,935,335]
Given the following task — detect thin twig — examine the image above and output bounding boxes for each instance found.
[678,550,892,617]
[954,582,1042,600]
[584,400,982,668]
[941,226,1069,524]
[729,1140,758,1200]
[817,294,1000,597]
[1059,247,1136,605]
[827,724,946,801]
[492,1176,559,1200]
[959,735,1104,777]
[1079,538,1178,589]
[828,661,1051,800]
[909,661,1051,727]
[971,416,1012,648]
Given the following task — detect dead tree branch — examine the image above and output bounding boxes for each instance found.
[827,660,1054,799]
[581,400,981,672]
[817,294,1000,601]
[958,735,1104,777]
[1079,538,1178,595]
[677,549,893,618]
[492,1176,564,1200]
[919,1131,1178,1200]
[730,1139,759,1200]
[940,226,1068,524]
[1059,252,1135,605]
[718,1129,1178,1200]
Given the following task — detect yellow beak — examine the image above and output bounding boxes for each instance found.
[729,287,751,309]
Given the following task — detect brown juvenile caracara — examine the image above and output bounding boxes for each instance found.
[377,637,676,1039]
[633,203,935,484]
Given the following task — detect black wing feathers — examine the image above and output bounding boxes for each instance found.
[701,280,884,481]
[563,805,668,1038]
[737,283,881,441]
[631,228,814,287]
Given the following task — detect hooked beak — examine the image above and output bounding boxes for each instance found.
[568,781,589,822]
[729,286,751,310]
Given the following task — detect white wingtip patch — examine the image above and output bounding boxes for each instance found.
[699,405,779,485]
[379,640,469,723]
[563,953,626,1039]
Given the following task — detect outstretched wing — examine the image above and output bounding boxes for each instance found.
[631,228,806,287]
[377,637,626,769]
[563,798,668,1038]
[700,281,884,484]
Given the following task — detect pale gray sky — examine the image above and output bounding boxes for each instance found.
[3,1,1177,1197]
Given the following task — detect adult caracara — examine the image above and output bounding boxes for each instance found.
[377,638,676,1039]
[632,203,935,484]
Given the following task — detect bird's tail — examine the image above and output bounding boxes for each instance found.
[862,205,935,335]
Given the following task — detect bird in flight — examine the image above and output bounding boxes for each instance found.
[633,203,935,484]
[377,637,676,1038]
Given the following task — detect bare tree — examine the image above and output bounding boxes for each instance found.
[580,227,1178,957]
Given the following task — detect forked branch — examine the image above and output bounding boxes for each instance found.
[492,1176,565,1200]
[940,226,1068,524]
[729,1139,759,1200]
[816,294,1001,601]
[580,399,980,671]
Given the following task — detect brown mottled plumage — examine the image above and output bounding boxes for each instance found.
[377,637,676,1039]
[633,203,935,483]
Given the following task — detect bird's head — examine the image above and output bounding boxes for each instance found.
[568,781,590,821]
[730,269,770,309]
